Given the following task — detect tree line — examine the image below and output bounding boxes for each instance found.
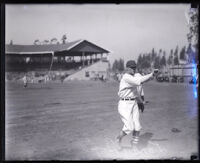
[136,45,190,70]
[9,34,68,46]
[112,44,197,72]
[33,34,67,45]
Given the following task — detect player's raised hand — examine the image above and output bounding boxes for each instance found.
[153,69,159,76]
[153,69,159,73]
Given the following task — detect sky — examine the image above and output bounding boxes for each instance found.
[5,4,191,63]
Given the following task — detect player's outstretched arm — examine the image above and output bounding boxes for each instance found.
[140,72,153,84]
[140,69,159,84]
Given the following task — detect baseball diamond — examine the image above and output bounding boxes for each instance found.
[5,80,198,160]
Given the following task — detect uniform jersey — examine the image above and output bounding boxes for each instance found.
[117,72,153,135]
[135,73,144,97]
[118,73,141,99]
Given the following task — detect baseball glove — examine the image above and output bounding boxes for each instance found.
[138,102,145,113]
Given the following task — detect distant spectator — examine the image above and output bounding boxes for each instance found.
[103,75,107,81]
[99,74,106,82]
[44,75,49,83]
[22,74,28,88]
[60,75,65,83]
[116,73,123,82]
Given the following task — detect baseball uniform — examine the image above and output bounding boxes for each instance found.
[118,72,153,135]
[135,73,144,97]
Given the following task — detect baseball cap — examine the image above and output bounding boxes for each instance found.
[126,60,137,69]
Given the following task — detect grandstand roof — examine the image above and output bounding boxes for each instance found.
[6,39,109,55]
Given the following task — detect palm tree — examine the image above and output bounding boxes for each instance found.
[34,39,40,45]
[43,40,49,45]
[50,38,58,44]
[61,34,67,44]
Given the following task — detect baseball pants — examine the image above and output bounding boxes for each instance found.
[118,100,142,135]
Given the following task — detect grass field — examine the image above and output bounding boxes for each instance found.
[5,80,198,160]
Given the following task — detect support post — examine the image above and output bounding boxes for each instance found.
[82,52,85,67]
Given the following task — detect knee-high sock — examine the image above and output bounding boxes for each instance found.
[132,130,140,144]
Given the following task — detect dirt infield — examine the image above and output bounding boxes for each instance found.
[5,80,198,160]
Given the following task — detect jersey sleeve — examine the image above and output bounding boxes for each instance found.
[124,72,153,86]
[140,72,153,83]
[123,74,141,86]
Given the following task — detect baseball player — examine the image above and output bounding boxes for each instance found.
[116,60,158,150]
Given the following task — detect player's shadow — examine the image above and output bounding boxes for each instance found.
[137,132,153,150]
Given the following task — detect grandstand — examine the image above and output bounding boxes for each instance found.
[6,39,109,71]
[5,39,110,80]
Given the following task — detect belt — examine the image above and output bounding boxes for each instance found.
[121,98,135,101]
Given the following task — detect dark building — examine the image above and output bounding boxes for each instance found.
[6,39,110,72]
